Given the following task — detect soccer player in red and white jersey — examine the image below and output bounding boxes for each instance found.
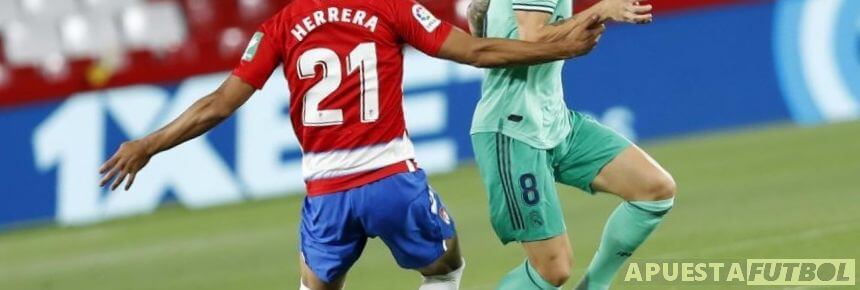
[99,0,605,289]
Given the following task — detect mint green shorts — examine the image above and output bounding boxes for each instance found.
[471,111,631,243]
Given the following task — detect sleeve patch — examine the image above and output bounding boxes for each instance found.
[242,32,264,61]
[412,4,441,32]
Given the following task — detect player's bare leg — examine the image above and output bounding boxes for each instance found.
[592,145,676,202]
[522,234,573,286]
[300,261,346,290]
[416,237,465,290]
[495,234,572,289]
[575,145,676,290]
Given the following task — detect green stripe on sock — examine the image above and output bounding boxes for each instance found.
[628,198,675,212]
[626,201,672,217]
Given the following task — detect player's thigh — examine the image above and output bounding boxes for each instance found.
[471,132,566,244]
[301,260,346,290]
[553,111,633,195]
[591,145,676,201]
[360,170,459,271]
[300,194,367,287]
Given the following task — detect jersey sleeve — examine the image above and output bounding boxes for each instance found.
[389,0,453,56]
[232,22,283,90]
[512,0,558,14]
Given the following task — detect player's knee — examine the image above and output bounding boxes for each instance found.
[531,253,572,286]
[643,172,677,201]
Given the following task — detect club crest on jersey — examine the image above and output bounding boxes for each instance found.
[242,32,264,61]
[439,207,451,225]
[411,4,440,33]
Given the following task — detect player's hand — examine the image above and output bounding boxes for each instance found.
[600,0,653,24]
[565,15,605,57]
[99,140,153,191]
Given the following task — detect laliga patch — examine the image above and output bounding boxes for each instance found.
[242,32,264,61]
[412,4,441,32]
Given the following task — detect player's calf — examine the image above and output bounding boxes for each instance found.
[523,235,573,286]
[495,235,572,289]
[530,258,571,287]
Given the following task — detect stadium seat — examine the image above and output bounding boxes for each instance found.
[2,19,62,66]
[121,2,188,51]
[19,0,78,21]
[183,0,220,28]
[0,0,458,105]
[0,0,18,27]
[218,27,249,57]
[61,13,123,58]
[0,64,8,87]
[239,0,275,22]
[81,0,143,14]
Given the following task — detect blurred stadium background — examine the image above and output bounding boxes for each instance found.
[0,0,858,289]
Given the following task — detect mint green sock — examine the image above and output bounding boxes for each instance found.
[497,260,560,290]
[575,198,674,290]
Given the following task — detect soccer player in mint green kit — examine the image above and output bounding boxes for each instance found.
[467,0,676,289]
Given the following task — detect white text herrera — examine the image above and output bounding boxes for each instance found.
[292,7,379,42]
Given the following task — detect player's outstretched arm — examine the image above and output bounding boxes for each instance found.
[436,16,604,68]
[99,76,256,191]
[516,0,652,43]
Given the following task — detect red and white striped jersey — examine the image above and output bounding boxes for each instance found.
[232,0,453,196]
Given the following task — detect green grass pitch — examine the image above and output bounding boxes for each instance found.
[1,121,858,290]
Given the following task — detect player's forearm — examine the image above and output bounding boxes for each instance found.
[521,15,581,43]
[139,93,234,156]
[524,4,610,43]
[137,76,254,156]
[439,20,601,68]
[467,38,575,67]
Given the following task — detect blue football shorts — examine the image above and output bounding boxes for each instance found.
[299,169,457,283]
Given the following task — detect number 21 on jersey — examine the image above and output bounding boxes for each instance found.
[297,42,379,126]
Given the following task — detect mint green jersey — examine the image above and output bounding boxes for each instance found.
[470,0,573,149]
